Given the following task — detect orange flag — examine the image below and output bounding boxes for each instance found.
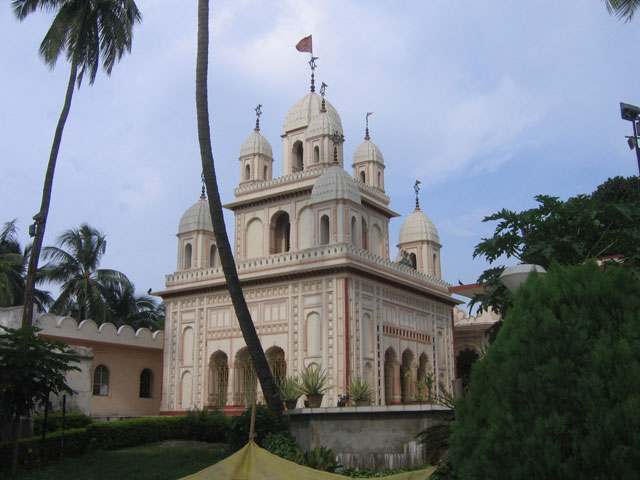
[296,35,313,53]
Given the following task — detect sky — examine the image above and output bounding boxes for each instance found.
[1,0,639,305]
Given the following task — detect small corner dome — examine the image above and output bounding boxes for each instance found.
[398,210,440,244]
[283,93,342,134]
[310,166,361,205]
[178,197,213,234]
[239,130,273,158]
[307,109,343,138]
[353,139,384,165]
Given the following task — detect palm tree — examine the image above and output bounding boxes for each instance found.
[0,220,52,310]
[103,278,164,331]
[604,0,640,21]
[12,0,142,326]
[41,223,128,324]
[195,0,284,426]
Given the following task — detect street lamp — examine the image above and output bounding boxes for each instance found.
[499,264,547,293]
[620,102,640,175]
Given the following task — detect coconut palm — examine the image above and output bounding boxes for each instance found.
[12,0,141,326]
[0,220,52,310]
[103,278,164,331]
[604,0,640,21]
[41,223,128,324]
[195,0,284,426]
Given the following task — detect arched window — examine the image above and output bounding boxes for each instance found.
[209,244,217,268]
[139,369,153,398]
[360,171,366,183]
[409,252,417,270]
[245,164,251,180]
[263,165,268,180]
[267,347,287,385]
[314,146,320,163]
[377,172,381,187]
[361,218,368,250]
[351,217,357,245]
[293,141,304,172]
[433,253,437,276]
[273,213,291,253]
[93,365,110,396]
[320,215,330,245]
[184,243,192,269]
[209,351,229,409]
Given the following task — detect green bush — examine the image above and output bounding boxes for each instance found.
[450,263,640,479]
[294,445,341,472]
[0,427,90,470]
[175,409,231,443]
[33,412,93,435]
[228,405,281,451]
[263,431,303,463]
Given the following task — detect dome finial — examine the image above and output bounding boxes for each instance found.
[254,104,262,132]
[308,56,318,93]
[320,82,328,112]
[331,130,345,165]
[201,172,206,200]
[365,112,373,140]
[414,180,421,210]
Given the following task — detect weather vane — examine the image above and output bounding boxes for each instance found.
[331,130,345,164]
[365,112,373,140]
[414,180,421,210]
[309,56,318,93]
[254,104,262,131]
[320,82,327,111]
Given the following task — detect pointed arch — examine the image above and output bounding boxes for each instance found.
[245,218,264,259]
[266,346,287,385]
[208,350,229,408]
[183,243,192,269]
[320,215,330,245]
[209,244,217,267]
[271,212,291,254]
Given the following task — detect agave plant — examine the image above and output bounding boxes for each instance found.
[299,365,329,395]
[278,376,303,402]
[348,376,371,402]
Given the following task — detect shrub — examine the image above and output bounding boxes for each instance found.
[295,445,341,472]
[228,405,281,451]
[263,431,303,463]
[175,409,231,443]
[33,412,92,435]
[450,263,640,479]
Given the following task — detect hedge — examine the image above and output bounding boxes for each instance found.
[33,413,93,435]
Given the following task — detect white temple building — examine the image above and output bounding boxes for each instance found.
[157,79,460,413]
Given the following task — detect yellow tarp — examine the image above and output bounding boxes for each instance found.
[179,441,435,480]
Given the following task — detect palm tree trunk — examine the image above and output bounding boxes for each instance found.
[195,0,285,427]
[22,56,79,326]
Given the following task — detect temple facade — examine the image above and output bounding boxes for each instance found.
[157,84,459,412]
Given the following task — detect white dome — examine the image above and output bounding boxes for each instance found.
[353,139,384,165]
[239,129,273,158]
[310,166,361,205]
[283,93,342,134]
[398,209,440,244]
[307,109,343,138]
[178,196,213,234]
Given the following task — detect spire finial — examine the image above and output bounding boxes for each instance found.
[414,180,421,210]
[201,172,206,200]
[320,82,328,112]
[331,130,345,165]
[254,104,262,132]
[365,112,373,140]
[309,56,318,93]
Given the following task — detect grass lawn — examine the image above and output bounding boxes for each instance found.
[7,440,230,480]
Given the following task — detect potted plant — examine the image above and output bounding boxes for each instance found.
[278,376,302,410]
[349,376,371,406]
[300,364,329,408]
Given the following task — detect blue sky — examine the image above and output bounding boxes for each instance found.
[1,1,639,302]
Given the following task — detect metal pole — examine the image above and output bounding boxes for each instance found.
[633,120,640,175]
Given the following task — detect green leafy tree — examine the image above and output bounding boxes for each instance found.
[604,0,640,21]
[471,176,640,315]
[0,220,52,310]
[103,278,164,331]
[42,223,129,324]
[12,0,141,327]
[0,325,79,473]
[450,263,640,479]
[195,0,284,427]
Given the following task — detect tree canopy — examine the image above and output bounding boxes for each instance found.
[450,262,640,479]
[471,176,640,314]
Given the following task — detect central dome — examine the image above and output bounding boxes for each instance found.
[310,166,361,205]
[178,196,213,234]
[283,93,342,134]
